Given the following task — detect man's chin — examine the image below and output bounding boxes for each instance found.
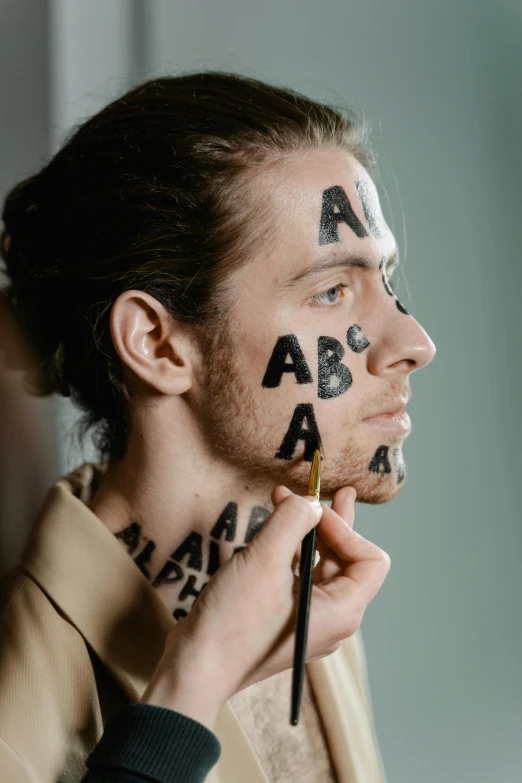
[316,471,406,504]
[317,447,408,504]
[352,471,408,504]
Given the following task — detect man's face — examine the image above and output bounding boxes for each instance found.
[195,146,436,502]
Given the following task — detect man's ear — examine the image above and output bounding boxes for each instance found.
[109,290,195,395]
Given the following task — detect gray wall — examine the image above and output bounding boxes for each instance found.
[1,1,520,781]
[0,0,58,572]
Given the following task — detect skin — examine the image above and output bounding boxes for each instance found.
[88,146,436,621]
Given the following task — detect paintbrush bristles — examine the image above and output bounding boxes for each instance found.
[307,449,321,501]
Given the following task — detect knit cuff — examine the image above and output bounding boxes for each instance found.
[85,702,221,783]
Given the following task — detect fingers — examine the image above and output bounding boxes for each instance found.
[271,485,292,505]
[271,487,305,572]
[252,489,323,568]
[271,484,357,577]
[331,486,356,530]
[316,503,391,608]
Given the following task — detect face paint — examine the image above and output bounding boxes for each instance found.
[115,500,273,624]
[210,501,238,542]
[114,521,141,554]
[133,540,156,579]
[380,256,411,314]
[346,323,370,354]
[114,522,156,578]
[355,179,388,239]
[207,539,221,577]
[171,532,203,571]
[318,185,368,245]
[178,574,208,603]
[392,448,405,484]
[244,505,271,544]
[379,257,394,297]
[317,336,352,399]
[262,334,313,387]
[368,445,392,475]
[275,403,322,461]
[152,559,184,588]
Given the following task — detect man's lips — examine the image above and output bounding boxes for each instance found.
[362,399,411,433]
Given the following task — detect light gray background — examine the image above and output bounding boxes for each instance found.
[1,2,521,781]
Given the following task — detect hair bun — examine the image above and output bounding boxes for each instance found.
[1,173,49,283]
[0,274,70,398]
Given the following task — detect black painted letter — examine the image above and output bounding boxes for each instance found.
[355,179,387,239]
[115,522,141,555]
[275,403,322,462]
[245,506,271,544]
[152,560,184,588]
[346,324,370,354]
[262,335,312,388]
[318,336,352,399]
[210,502,238,542]
[171,532,203,571]
[369,446,392,475]
[318,186,368,245]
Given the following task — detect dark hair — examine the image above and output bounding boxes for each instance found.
[0,71,376,464]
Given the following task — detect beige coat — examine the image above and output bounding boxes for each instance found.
[0,464,387,783]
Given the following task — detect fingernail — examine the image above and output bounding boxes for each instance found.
[303,497,322,519]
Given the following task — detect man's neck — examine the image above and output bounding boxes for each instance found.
[87,421,273,621]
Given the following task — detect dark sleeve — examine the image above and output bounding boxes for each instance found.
[81,702,222,783]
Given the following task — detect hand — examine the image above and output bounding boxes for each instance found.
[141,486,390,729]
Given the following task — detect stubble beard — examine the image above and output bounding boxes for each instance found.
[196,321,407,504]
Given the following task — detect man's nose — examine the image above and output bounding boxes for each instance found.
[366,305,436,378]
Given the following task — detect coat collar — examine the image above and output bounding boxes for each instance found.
[21,462,385,783]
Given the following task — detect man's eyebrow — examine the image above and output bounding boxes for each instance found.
[282,248,400,288]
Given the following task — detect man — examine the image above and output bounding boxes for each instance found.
[87,145,435,779]
[0,74,435,782]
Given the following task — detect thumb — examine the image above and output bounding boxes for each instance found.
[251,488,323,568]
[271,485,319,574]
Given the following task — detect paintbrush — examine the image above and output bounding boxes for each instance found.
[290,447,321,726]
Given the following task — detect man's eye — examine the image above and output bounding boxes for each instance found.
[311,283,348,307]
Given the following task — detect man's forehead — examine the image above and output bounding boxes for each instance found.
[259,148,395,278]
[263,149,383,233]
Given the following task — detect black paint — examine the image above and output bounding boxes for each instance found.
[346,323,370,354]
[173,608,188,621]
[207,539,221,577]
[380,256,410,314]
[379,257,394,297]
[152,559,184,588]
[233,546,246,556]
[210,502,238,542]
[114,522,141,555]
[171,532,203,571]
[317,336,352,399]
[245,506,271,544]
[133,540,156,580]
[262,334,313,388]
[179,574,208,603]
[392,448,405,484]
[275,403,322,461]
[355,179,387,238]
[318,185,368,245]
[369,445,392,475]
